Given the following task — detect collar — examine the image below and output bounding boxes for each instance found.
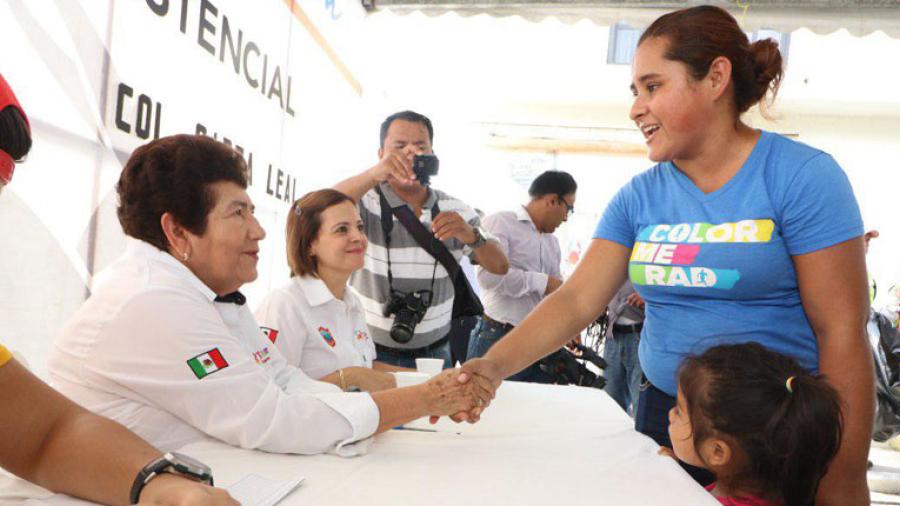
[296,275,341,308]
[214,292,246,305]
[125,238,217,303]
[377,181,436,212]
[516,205,539,231]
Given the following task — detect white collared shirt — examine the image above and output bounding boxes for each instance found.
[47,238,379,457]
[255,276,375,380]
[477,207,562,326]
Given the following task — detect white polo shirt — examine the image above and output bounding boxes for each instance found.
[47,238,379,457]
[477,207,561,326]
[255,276,375,380]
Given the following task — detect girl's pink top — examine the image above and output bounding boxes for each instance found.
[705,484,780,506]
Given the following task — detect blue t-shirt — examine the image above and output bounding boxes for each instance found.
[594,131,863,396]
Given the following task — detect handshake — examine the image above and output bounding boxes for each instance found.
[414,358,504,424]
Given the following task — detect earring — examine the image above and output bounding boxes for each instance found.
[182,250,190,262]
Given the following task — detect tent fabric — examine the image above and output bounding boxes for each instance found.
[373,1,900,37]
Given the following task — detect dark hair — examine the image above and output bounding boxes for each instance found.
[0,106,32,161]
[286,189,355,277]
[639,5,783,116]
[528,170,577,199]
[678,343,842,506]
[379,110,434,149]
[117,134,248,251]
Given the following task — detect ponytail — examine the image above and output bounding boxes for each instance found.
[740,38,783,117]
[765,375,842,506]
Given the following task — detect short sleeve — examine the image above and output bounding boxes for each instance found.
[358,189,378,230]
[255,289,311,367]
[593,182,637,249]
[777,153,863,255]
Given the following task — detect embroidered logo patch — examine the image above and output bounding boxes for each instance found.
[260,327,279,344]
[187,348,228,379]
[253,346,272,365]
[319,326,336,348]
[356,330,368,341]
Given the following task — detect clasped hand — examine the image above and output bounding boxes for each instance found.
[427,359,503,424]
[420,368,493,421]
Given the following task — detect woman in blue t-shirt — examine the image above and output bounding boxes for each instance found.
[461,6,871,505]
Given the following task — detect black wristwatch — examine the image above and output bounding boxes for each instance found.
[130,452,213,504]
[466,226,488,249]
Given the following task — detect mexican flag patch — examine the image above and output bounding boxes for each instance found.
[187,348,228,379]
[260,327,279,344]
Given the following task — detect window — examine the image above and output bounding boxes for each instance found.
[607,23,790,66]
[607,22,643,65]
[748,28,791,61]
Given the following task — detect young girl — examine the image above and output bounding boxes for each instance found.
[669,342,842,506]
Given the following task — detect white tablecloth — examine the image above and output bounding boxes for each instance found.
[1,382,716,505]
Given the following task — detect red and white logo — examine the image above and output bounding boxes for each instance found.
[260,327,279,344]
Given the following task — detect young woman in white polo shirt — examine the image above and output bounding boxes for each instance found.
[256,189,412,392]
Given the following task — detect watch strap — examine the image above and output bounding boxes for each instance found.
[129,453,213,504]
[130,455,170,504]
[467,227,487,249]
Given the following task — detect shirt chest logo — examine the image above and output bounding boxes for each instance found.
[356,330,369,342]
[260,327,279,344]
[187,348,229,379]
[630,219,775,290]
[319,326,336,348]
[253,346,272,365]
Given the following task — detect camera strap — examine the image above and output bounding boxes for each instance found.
[375,185,439,293]
[375,186,484,317]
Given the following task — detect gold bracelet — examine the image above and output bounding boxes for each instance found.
[338,368,347,391]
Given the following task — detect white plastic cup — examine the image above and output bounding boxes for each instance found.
[393,371,430,388]
[415,358,444,377]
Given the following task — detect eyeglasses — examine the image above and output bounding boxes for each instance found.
[558,195,574,217]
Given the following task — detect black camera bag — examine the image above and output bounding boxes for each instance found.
[375,186,484,319]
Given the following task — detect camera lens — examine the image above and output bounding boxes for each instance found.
[390,323,415,344]
[384,290,432,344]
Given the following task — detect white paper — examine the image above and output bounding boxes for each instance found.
[225,474,305,506]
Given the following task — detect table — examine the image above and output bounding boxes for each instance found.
[1,382,716,505]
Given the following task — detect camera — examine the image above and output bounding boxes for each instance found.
[383,289,433,343]
[412,154,439,185]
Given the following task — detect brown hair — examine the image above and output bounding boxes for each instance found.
[678,343,842,506]
[639,5,783,116]
[286,189,355,277]
[117,134,248,251]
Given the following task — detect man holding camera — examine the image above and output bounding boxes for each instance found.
[334,111,508,368]
[468,171,577,383]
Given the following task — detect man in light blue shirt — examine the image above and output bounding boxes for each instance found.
[469,171,577,382]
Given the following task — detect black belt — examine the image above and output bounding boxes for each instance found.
[375,335,450,358]
[613,322,643,334]
[482,314,515,332]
